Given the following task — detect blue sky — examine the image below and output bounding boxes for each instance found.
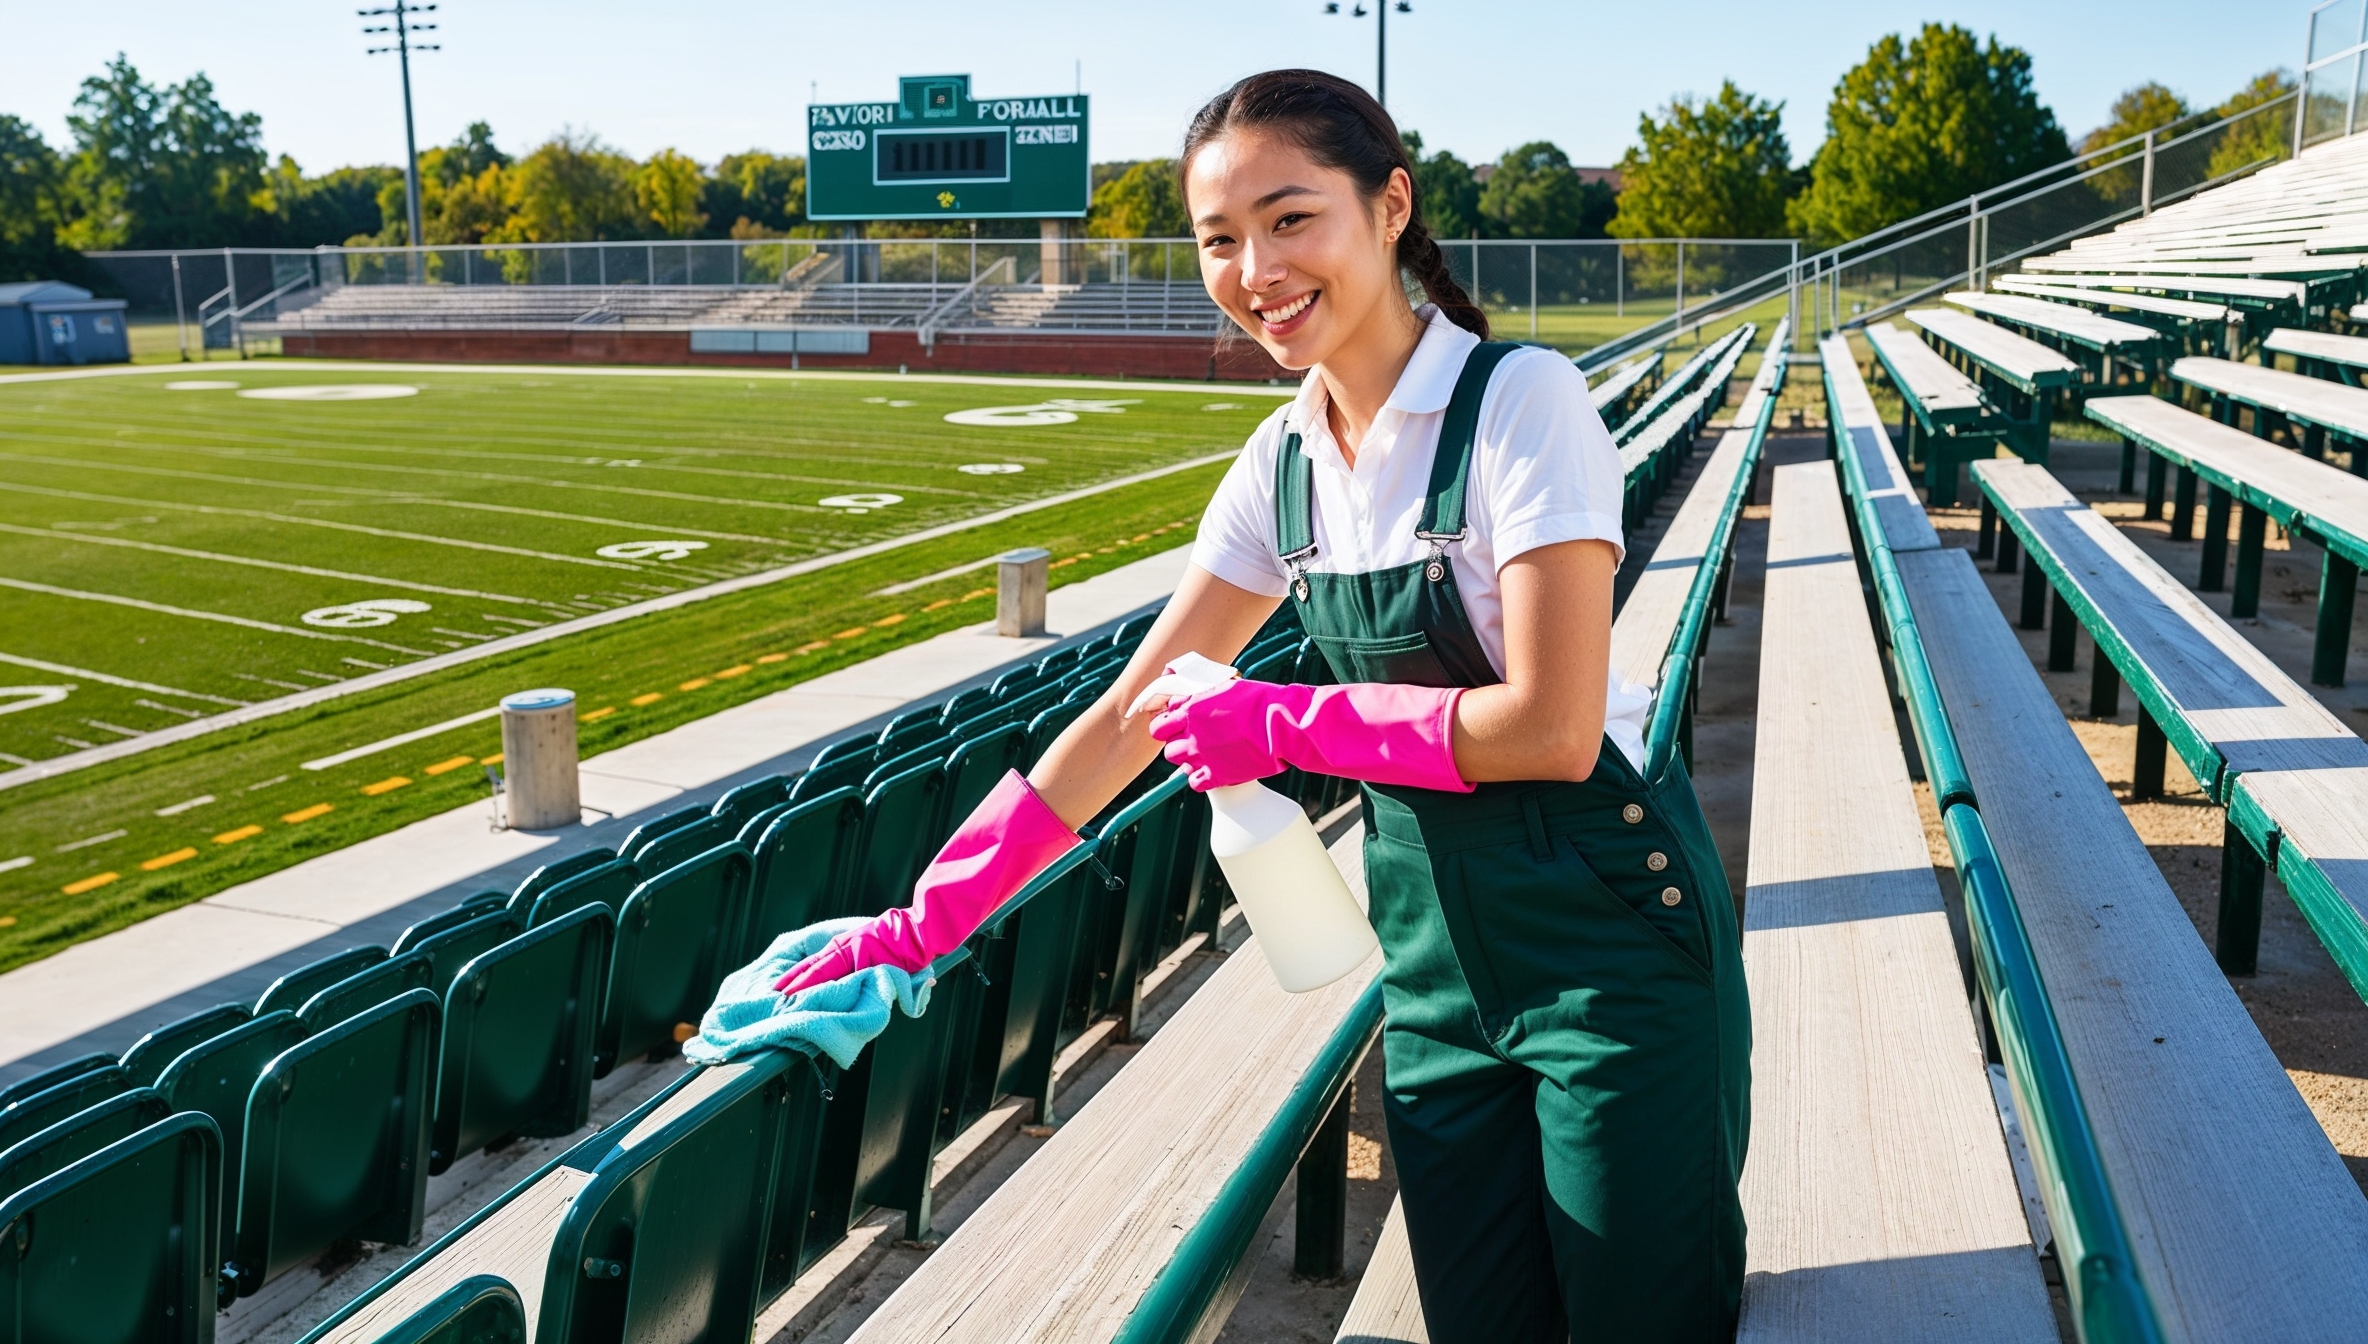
[1,1,2311,175]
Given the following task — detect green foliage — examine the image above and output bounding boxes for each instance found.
[0,116,66,282]
[705,151,805,238]
[2208,70,2297,180]
[1402,132,1481,240]
[256,159,398,248]
[635,148,708,238]
[1086,158,1186,238]
[1787,24,2071,245]
[57,55,268,250]
[1479,141,1614,239]
[2081,82,2191,206]
[1609,81,1792,240]
[491,131,640,243]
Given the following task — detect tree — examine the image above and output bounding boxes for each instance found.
[56,55,268,250]
[704,151,804,237]
[1086,158,1186,237]
[1478,141,1608,238]
[1609,81,1792,240]
[1402,131,1480,240]
[253,158,399,246]
[490,131,638,243]
[0,116,65,281]
[1786,24,2071,244]
[635,148,707,238]
[2208,70,2297,180]
[2081,82,2191,206]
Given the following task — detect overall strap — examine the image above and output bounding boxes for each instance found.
[1272,432,1318,599]
[1418,340,1524,541]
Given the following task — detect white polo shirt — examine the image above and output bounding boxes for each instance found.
[1190,305,1652,771]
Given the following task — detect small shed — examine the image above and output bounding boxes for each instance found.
[0,281,132,366]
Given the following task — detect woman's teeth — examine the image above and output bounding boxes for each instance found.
[1259,293,1315,325]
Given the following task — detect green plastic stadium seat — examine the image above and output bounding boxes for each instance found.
[536,1056,816,1344]
[431,903,613,1174]
[0,1112,221,1344]
[939,686,994,724]
[0,1053,117,1110]
[509,848,615,913]
[743,787,862,961]
[255,945,389,1017]
[152,1009,307,1268]
[1114,612,1158,645]
[119,1004,250,1087]
[631,814,737,878]
[229,989,439,1296]
[390,891,509,956]
[987,666,1039,700]
[711,774,792,832]
[598,844,752,1074]
[617,805,711,865]
[846,763,948,916]
[863,742,948,795]
[0,1065,134,1158]
[1036,646,1083,678]
[790,749,875,804]
[942,723,1028,845]
[879,706,945,753]
[808,733,878,771]
[369,1275,527,1344]
[524,859,639,928]
[406,911,525,1002]
[297,950,436,1030]
[0,1087,172,1204]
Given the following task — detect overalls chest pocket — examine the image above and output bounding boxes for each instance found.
[1310,630,1459,688]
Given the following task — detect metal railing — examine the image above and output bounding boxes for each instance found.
[2303,0,2368,148]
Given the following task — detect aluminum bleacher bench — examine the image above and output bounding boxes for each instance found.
[1820,335,1940,552]
[1902,307,2082,461]
[1824,347,2368,1337]
[1862,321,2006,506]
[2172,355,2368,471]
[1615,324,1752,531]
[2085,393,2368,685]
[1992,276,2236,352]
[1614,325,1751,448]
[1942,290,2166,388]
[1733,457,2052,1340]
[2263,327,2368,387]
[1587,345,1664,427]
[1974,457,2368,1007]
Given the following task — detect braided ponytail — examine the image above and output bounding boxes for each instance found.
[1181,69,1491,341]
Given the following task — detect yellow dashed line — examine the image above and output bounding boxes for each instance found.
[962,588,994,602]
[424,755,475,776]
[362,777,411,796]
[580,706,616,722]
[679,677,713,691]
[714,664,754,678]
[1050,557,1080,569]
[213,825,263,845]
[1132,533,1151,543]
[794,640,831,654]
[482,753,504,765]
[0,916,15,928]
[62,872,118,896]
[630,693,663,706]
[141,848,199,872]
[923,598,953,612]
[282,803,334,824]
[756,652,788,664]
[831,628,866,641]
[871,614,905,628]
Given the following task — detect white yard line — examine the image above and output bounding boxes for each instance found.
[0,652,247,706]
[0,358,1301,398]
[0,453,1231,793]
[0,522,551,607]
[0,577,428,654]
[301,707,503,772]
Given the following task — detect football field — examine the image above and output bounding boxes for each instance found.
[0,362,1280,963]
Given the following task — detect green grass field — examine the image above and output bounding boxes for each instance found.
[0,362,1284,968]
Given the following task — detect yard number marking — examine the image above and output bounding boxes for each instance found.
[596,540,711,561]
[302,598,432,629]
[942,398,1139,427]
[957,463,1025,475]
[165,380,240,391]
[819,493,904,514]
[0,686,72,717]
[237,384,421,402]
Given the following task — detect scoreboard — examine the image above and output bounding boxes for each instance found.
[807,75,1089,221]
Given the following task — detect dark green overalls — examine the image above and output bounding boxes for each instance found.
[1275,342,1750,1342]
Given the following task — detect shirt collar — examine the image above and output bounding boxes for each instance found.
[1283,304,1479,440]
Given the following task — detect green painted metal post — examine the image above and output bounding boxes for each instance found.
[2200,485,2232,592]
[2091,650,2121,719]
[1977,496,1997,559]
[2021,564,2049,631]
[2133,708,2168,801]
[2303,423,2326,462]
[2118,437,2136,495]
[2216,821,2266,977]
[2144,451,2167,520]
[2170,466,2198,541]
[2313,550,2359,687]
[2232,504,2268,619]
[1996,523,2020,575]
[2048,591,2078,672]
[1293,1082,1352,1279]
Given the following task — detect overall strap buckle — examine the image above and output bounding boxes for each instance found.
[1280,543,1319,601]
[1414,529,1463,583]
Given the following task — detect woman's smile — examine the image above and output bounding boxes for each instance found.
[1253,289,1321,337]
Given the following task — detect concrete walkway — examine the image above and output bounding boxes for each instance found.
[0,546,1192,1086]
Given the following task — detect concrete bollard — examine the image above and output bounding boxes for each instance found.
[997,548,1051,638]
[500,688,581,830]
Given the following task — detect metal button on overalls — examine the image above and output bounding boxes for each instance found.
[1271,340,1749,1344]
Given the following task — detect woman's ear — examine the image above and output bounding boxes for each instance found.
[1380,166,1415,246]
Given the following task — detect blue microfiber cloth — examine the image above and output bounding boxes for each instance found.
[683,917,935,1068]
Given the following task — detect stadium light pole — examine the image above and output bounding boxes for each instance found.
[1322,0,1412,107]
[362,1,441,276]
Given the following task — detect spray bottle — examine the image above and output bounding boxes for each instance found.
[1129,653,1379,993]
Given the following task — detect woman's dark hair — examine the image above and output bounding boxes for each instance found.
[1180,69,1490,339]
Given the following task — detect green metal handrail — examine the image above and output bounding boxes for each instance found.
[1109,976,1385,1344]
[1644,322,1789,781]
[1823,359,2166,1344]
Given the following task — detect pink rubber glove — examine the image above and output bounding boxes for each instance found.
[773,770,1077,995]
[1147,678,1473,794]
